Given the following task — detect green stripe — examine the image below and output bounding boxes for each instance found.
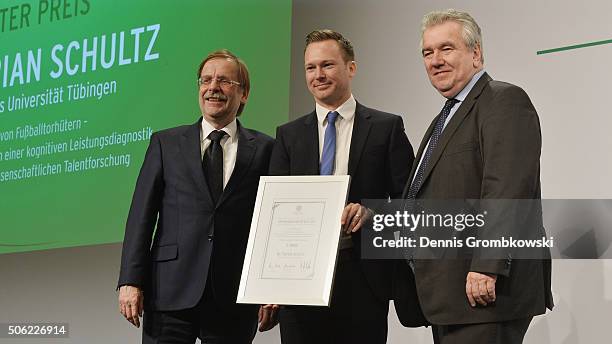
[537,39,612,55]
[0,242,55,247]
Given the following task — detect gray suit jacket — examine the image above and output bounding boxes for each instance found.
[396,73,553,325]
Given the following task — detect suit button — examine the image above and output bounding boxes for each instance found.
[208,234,213,242]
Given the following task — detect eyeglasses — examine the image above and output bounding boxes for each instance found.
[197,77,241,88]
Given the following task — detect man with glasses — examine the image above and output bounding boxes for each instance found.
[117,49,275,343]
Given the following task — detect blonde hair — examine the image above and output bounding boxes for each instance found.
[305,29,355,62]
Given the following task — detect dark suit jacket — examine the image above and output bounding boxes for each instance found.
[117,118,274,314]
[397,72,553,325]
[269,102,414,301]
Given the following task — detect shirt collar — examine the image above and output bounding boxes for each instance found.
[201,117,237,141]
[451,69,485,102]
[315,95,356,124]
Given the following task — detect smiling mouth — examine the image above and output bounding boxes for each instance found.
[204,93,227,103]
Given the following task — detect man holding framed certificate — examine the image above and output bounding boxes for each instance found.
[268,30,415,344]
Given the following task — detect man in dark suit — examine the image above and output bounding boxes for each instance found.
[117,49,274,344]
[397,9,553,343]
[268,29,414,344]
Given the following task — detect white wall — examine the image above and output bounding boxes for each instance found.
[285,0,612,343]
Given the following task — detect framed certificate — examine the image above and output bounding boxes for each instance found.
[236,175,350,306]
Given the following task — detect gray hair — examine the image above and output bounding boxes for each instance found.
[420,9,484,63]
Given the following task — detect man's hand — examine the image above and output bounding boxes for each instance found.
[341,203,372,234]
[119,285,144,328]
[258,304,279,332]
[465,272,497,307]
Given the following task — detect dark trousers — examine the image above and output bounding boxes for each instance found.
[279,249,389,344]
[433,317,533,344]
[142,283,257,344]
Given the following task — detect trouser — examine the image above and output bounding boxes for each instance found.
[142,283,257,344]
[279,249,389,344]
[432,316,533,344]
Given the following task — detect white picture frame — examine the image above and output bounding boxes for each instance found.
[236,175,350,306]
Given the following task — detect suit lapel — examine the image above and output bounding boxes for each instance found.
[216,120,256,207]
[403,116,438,197]
[348,103,372,175]
[303,112,322,174]
[180,118,213,204]
[418,73,492,193]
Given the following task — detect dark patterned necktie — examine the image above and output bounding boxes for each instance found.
[406,98,459,199]
[202,130,227,204]
[404,98,458,266]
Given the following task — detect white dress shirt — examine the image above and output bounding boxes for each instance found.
[200,118,239,189]
[315,95,356,249]
[315,95,356,175]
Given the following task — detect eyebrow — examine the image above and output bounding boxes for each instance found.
[306,59,335,66]
[422,40,457,52]
[201,72,231,78]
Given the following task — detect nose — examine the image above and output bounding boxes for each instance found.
[430,51,445,67]
[315,67,326,80]
[208,78,222,91]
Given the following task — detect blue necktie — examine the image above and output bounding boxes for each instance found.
[320,111,339,175]
[407,98,459,198]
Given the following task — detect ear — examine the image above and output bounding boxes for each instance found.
[240,88,249,104]
[472,43,483,68]
[347,60,357,79]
